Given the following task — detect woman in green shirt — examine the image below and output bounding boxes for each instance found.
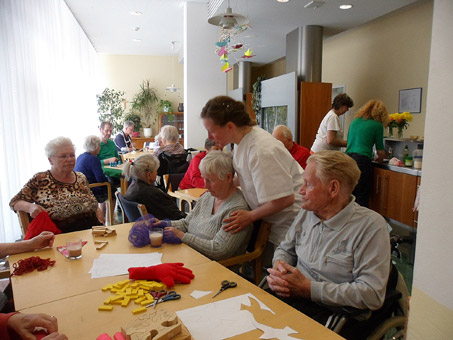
[346,99,389,207]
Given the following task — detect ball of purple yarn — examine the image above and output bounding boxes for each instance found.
[128,223,151,247]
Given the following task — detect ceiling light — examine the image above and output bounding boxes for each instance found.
[166,42,181,93]
[133,27,140,32]
[339,4,353,10]
[132,39,141,43]
[304,1,326,9]
[277,0,290,3]
[208,0,249,30]
[129,11,142,16]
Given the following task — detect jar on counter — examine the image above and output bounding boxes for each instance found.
[404,156,413,167]
[413,144,423,169]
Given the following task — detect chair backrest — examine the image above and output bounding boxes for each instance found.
[17,211,31,237]
[157,152,190,177]
[218,220,272,284]
[166,173,186,192]
[89,181,113,225]
[115,191,145,222]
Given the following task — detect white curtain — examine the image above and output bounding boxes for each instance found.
[0,0,101,242]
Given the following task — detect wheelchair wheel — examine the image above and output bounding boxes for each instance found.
[365,316,406,340]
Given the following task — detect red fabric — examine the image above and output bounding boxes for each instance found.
[178,152,207,190]
[24,211,61,240]
[290,142,310,169]
[0,312,18,340]
[128,263,194,288]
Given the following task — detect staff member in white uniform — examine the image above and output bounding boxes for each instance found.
[201,96,303,264]
[310,93,354,153]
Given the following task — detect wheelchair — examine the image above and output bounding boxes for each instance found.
[325,262,409,340]
[260,234,410,340]
[155,150,191,192]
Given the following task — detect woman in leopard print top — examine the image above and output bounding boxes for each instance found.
[10,137,102,233]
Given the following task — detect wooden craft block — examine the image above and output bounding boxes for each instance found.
[96,241,108,250]
[92,226,117,237]
[121,309,182,340]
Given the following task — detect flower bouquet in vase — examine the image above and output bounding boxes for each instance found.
[388,112,412,138]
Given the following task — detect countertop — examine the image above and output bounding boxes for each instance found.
[372,161,422,176]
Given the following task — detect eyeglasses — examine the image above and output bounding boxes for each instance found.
[53,154,75,160]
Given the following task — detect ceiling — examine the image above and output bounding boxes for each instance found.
[64,0,420,64]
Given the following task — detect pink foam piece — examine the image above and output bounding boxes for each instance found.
[114,332,127,340]
[97,333,113,340]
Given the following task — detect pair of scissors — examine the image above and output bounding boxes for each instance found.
[149,290,167,308]
[147,291,181,308]
[212,280,237,298]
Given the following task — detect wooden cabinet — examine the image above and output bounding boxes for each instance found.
[131,137,154,149]
[298,82,332,149]
[158,112,184,144]
[369,167,418,227]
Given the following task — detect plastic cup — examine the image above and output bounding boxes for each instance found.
[149,229,163,248]
[66,237,83,260]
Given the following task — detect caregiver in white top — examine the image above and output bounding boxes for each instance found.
[201,95,303,246]
[310,93,354,153]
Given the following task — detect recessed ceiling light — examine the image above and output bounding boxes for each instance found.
[133,27,140,32]
[132,39,141,43]
[129,11,142,16]
[277,0,290,3]
[339,4,353,10]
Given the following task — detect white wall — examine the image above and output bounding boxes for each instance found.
[407,0,453,338]
[184,2,227,149]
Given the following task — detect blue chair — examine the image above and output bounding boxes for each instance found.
[115,192,148,223]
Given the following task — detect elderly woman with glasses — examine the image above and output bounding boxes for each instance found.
[164,151,252,261]
[122,154,185,220]
[10,137,102,233]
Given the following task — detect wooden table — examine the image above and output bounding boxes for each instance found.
[18,260,344,339]
[121,150,153,161]
[9,223,210,310]
[168,188,207,212]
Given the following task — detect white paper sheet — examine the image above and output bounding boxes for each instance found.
[176,293,302,340]
[190,290,213,299]
[89,253,162,279]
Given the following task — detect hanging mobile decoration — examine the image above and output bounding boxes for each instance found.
[208,1,255,72]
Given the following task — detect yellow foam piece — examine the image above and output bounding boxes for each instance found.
[121,296,131,307]
[135,296,145,304]
[132,307,147,315]
[98,305,114,311]
[141,299,153,306]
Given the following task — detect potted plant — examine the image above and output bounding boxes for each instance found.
[131,80,159,137]
[96,88,125,134]
[159,99,174,122]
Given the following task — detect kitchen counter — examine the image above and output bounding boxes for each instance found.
[372,161,422,176]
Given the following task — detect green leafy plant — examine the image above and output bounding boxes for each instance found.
[96,88,125,134]
[131,80,159,128]
[159,99,173,113]
[123,112,142,132]
[158,100,174,123]
[252,75,265,125]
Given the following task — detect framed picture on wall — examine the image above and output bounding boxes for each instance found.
[399,87,422,113]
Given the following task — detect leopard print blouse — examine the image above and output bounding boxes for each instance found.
[10,170,98,223]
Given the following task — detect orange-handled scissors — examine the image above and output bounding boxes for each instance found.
[212,280,237,298]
